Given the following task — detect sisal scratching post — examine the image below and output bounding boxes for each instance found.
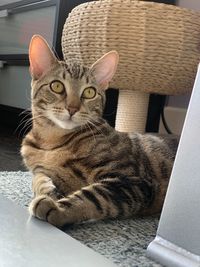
[115,90,149,133]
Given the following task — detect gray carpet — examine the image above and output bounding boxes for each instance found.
[0,171,162,267]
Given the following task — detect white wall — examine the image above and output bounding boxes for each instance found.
[168,0,200,109]
[177,0,200,10]
[161,0,200,134]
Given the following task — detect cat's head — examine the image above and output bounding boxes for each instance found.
[29,35,118,130]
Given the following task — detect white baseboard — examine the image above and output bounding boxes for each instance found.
[159,107,187,135]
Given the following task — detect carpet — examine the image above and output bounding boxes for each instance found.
[0,171,162,267]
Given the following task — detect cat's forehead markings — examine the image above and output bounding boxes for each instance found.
[62,62,88,80]
[85,74,90,84]
[79,65,88,80]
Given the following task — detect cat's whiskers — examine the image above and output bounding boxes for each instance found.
[87,117,104,136]
[85,122,97,143]
[19,108,32,116]
[15,111,32,135]
[78,112,96,138]
[17,120,32,137]
[78,111,103,136]
[15,110,32,135]
[17,114,45,137]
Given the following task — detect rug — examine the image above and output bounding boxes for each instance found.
[0,171,162,267]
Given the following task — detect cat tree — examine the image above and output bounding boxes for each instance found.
[62,0,200,133]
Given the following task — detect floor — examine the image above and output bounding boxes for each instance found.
[0,124,25,171]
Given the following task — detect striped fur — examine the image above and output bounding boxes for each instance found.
[21,47,178,228]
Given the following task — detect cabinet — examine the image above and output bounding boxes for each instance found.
[0,0,92,111]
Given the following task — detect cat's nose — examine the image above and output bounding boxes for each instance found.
[67,106,79,116]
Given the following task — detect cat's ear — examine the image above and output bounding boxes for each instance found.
[29,35,57,79]
[90,51,119,90]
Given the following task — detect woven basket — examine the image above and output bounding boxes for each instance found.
[62,0,200,132]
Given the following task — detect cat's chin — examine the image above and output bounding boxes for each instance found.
[56,119,80,130]
[48,115,80,130]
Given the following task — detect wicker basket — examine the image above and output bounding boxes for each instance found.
[62,0,200,132]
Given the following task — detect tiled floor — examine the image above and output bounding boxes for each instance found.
[0,125,25,171]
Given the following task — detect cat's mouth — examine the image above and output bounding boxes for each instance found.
[67,116,74,121]
[47,112,81,130]
[58,117,80,130]
[65,114,78,123]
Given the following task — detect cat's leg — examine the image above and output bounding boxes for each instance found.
[32,173,63,199]
[29,178,155,227]
[29,183,109,227]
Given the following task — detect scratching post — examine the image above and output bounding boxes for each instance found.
[115,90,149,133]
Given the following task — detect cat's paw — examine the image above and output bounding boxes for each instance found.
[48,187,64,200]
[29,195,63,227]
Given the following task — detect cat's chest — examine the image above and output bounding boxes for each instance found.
[42,149,72,166]
[23,144,75,170]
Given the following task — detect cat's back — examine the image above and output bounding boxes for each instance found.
[128,133,179,162]
[127,132,179,181]
[128,132,179,159]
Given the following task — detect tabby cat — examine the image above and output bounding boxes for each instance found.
[21,35,178,228]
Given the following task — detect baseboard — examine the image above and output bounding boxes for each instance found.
[147,236,200,267]
[159,107,187,135]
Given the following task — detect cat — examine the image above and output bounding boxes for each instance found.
[21,35,178,228]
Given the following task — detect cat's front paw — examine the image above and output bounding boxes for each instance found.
[29,195,63,227]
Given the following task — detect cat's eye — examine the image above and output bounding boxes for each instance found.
[50,80,65,94]
[82,87,96,99]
